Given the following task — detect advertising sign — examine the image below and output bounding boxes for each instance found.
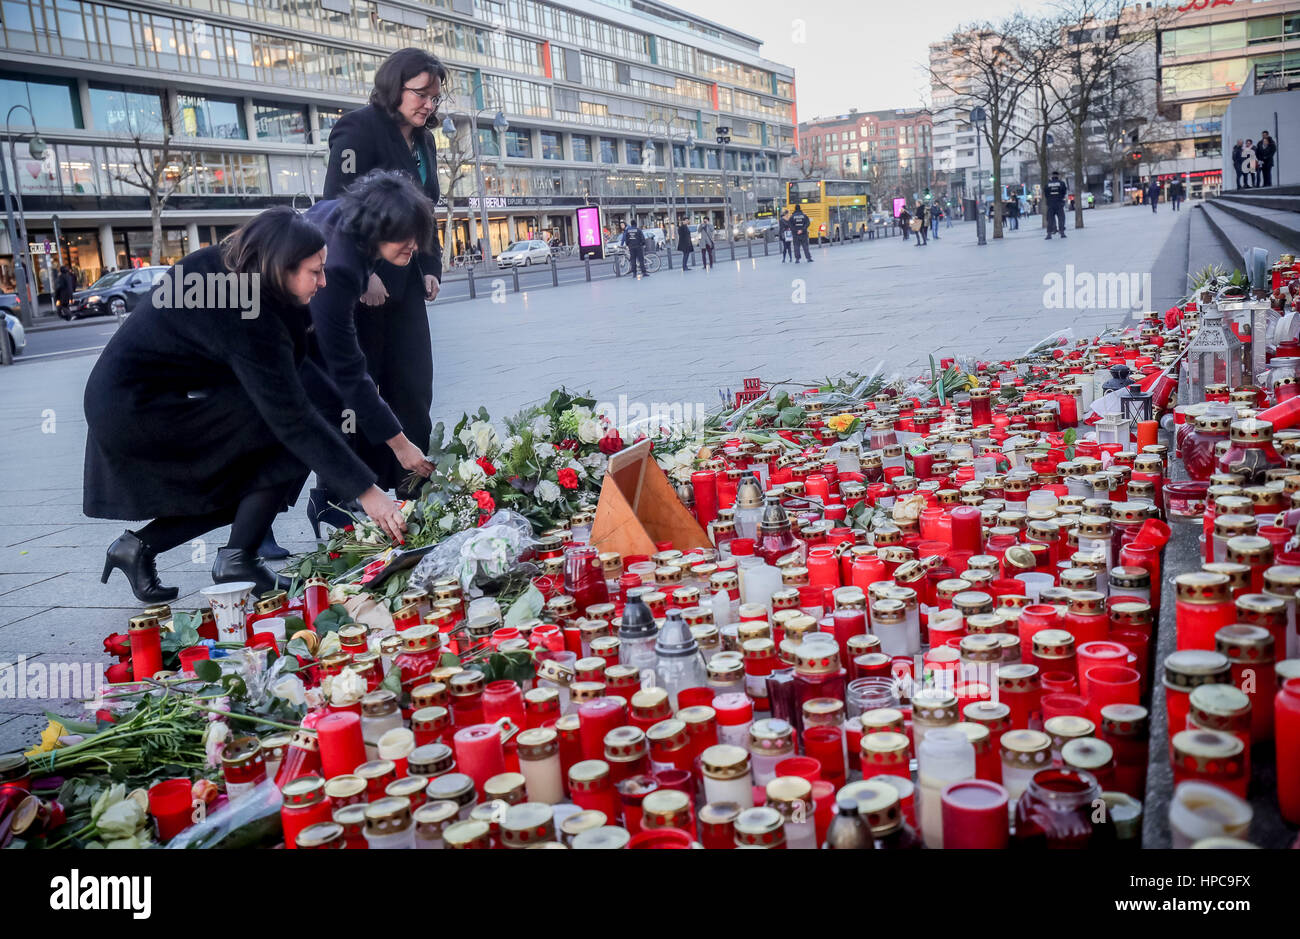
[576,205,603,260]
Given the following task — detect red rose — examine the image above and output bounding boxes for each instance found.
[557,468,579,490]
[598,431,624,455]
[476,457,497,476]
[105,661,133,684]
[473,489,496,513]
[560,438,579,451]
[103,632,131,660]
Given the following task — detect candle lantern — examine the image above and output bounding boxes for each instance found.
[1119,383,1153,430]
[1178,308,1245,407]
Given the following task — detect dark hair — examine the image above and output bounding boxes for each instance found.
[370,48,449,125]
[337,169,436,258]
[222,206,325,304]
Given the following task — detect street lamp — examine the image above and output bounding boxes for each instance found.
[2,105,46,328]
[716,126,733,244]
[442,88,508,266]
[969,106,987,246]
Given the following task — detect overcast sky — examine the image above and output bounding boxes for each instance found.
[681,0,1064,119]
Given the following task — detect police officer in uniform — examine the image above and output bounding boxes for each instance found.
[1044,171,1068,240]
[620,219,649,277]
[790,206,814,262]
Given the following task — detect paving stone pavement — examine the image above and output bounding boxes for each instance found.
[0,205,1181,750]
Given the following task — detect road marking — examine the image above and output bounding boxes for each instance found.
[17,345,106,360]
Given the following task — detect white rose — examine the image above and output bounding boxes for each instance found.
[531,414,552,437]
[470,420,498,454]
[272,674,306,707]
[533,442,556,461]
[674,449,696,469]
[457,459,487,487]
[656,453,677,473]
[329,668,367,707]
[577,418,602,444]
[535,479,561,503]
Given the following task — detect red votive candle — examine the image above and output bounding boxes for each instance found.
[1084,665,1141,725]
[1040,671,1079,695]
[317,711,367,779]
[996,664,1042,729]
[1276,678,1300,823]
[481,680,526,728]
[1041,693,1088,721]
[148,778,194,842]
[1076,640,1131,699]
[802,727,846,788]
[831,609,866,671]
[940,779,1009,849]
[691,470,719,528]
[453,723,507,798]
[128,614,164,681]
[950,506,983,554]
[578,697,628,761]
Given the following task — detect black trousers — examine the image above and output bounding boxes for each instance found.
[680,247,693,269]
[701,245,715,268]
[794,234,812,260]
[353,259,434,496]
[1047,204,1066,235]
[628,247,648,275]
[781,239,792,259]
[1261,162,1273,188]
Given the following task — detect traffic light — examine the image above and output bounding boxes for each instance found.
[924,188,932,201]
[1130,151,1142,163]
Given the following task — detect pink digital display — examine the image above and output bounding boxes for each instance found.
[892,197,907,218]
[577,206,602,248]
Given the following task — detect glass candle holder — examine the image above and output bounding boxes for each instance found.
[917,727,976,849]
[701,744,755,808]
[999,729,1052,806]
[1011,768,1101,850]
[1170,729,1247,800]
[941,778,1009,849]
[1168,780,1253,849]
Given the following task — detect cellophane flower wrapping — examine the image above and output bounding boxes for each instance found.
[408,509,536,594]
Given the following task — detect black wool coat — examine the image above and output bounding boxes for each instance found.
[322,105,442,281]
[82,246,376,520]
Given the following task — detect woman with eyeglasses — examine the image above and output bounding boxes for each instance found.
[306,47,446,536]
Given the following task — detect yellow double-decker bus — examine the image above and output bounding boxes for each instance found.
[786,179,872,243]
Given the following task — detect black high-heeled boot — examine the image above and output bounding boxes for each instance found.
[101,531,179,603]
[257,525,290,560]
[212,547,295,595]
[305,487,353,539]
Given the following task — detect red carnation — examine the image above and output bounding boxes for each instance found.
[560,438,579,451]
[476,457,497,477]
[473,489,496,513]
[557,468,579,490]
[598,431,624,455]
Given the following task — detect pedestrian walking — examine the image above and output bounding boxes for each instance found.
[676,216,694,270]
[1257,131,1277,189]
[1170,177,1185,211]
[779,209,793,261]
[699,218,715,269]
[620,219,649,277]
[944,205,953,229]
[55,265,76,319]
[1044,171,1068,240]
[1232,140,1245,190]
[1147,178,1161,213]
[790,206,813,262]
[912,204,928,246]
[85,207,409,602]
[899,207,911,243]
[930,205,941,240]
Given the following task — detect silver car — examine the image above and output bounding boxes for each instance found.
[496,240,552,267]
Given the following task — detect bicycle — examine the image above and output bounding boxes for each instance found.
[611,246,661,277]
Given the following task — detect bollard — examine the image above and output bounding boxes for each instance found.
[729,238,736,262]
[763,236,769,256]
[512,266,520,292]
[746,238,752,259]
[667,246,673,270]
[551,256,559,287]
[467,266,476,299]
[585,258,592,282]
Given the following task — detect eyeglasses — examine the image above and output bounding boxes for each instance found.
[403,86,442,107]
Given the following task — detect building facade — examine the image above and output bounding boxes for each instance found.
[0,0,796,297]
[796,107,932,204]
[1154,0,1298,196]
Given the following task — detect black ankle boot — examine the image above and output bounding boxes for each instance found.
[306,487,353,539]
[257,526,290,560]
[212,547,294,595]
[101,531,179,603]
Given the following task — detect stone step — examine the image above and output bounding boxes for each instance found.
[1209,199,1300,252]
[1198,201,1296,272]
[1216,191,1300,214]
[1188,204,1232,284]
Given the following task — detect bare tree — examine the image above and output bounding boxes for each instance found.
[930,16,1040,239]
[106,102,197,265]
[1018,13,1070,228]
[436,126,475,260]
[1047,0,1166,230]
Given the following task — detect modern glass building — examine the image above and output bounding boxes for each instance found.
[1154,0,1298,196]
[0,0,796,294]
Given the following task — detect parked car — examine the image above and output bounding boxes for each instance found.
[496,240,552,268]
[68,267,168,319]
[2,307,26,356]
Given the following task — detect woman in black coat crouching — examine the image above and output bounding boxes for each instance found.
[84,207,410,602]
